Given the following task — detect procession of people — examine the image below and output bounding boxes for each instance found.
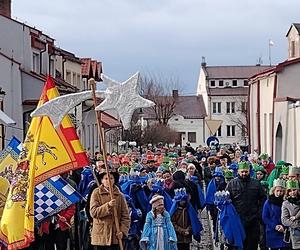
[24,142,300,250]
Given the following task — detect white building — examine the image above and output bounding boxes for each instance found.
[248,23,300,165]
[0,1,120,153]
[143,90,207,148]
[197,62,270,147]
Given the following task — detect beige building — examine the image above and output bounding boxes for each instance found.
[248,23,300,165]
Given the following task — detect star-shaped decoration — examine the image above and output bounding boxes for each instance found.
[96,73,155,129]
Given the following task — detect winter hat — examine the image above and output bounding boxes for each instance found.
[273,179,286,189]
[238,161,250,170]
[286,180,299,190]
[149,194,164,209]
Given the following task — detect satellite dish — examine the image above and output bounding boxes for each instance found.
[225,82,230,87]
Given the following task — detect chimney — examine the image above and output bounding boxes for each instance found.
[172,89,179,99]
[201,56,206,67]
[0,0,11,18]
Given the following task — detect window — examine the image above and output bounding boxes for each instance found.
[244,80,248,86]
[32,52,40,73]
[66,71,71,83]
[72,72,77,85]
[227,125,236,137]
[212,102,221,114]
[188,132,196,143]
[291,41,296,58]
[49,58,55,76]
[232,80,237,86]
[219,80,224,86]
[77,74,81,89]
[210,80,215,87]
[226,102,235,113]
[214,126,222,137]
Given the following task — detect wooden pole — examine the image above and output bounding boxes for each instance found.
[88,78,124,250]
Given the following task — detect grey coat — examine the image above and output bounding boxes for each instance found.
[281,199,300,249]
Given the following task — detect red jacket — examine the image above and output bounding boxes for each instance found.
[41,204,76,234]
[264,162,275,175]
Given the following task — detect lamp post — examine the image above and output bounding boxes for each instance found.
[0,88,6,150]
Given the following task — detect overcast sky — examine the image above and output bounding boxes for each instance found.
[13,0,300,94]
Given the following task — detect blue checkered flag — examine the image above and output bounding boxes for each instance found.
[34,175,82,224]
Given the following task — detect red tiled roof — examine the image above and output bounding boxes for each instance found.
[101,112,122,128]
[81,58,102,81]
[204,66,272,79]
[250,57,300,81]
[208,87,248,96]
[81,58,91,76]
[143,95,207,119]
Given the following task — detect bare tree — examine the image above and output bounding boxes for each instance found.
[139,74,181,125]
[141,123,177,145]
[227,98,248,145]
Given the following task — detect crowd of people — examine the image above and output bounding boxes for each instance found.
[25,142,300,250]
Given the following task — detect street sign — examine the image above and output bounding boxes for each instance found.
[206,136,219,147]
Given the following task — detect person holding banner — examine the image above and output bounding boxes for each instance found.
[90,172,130,250]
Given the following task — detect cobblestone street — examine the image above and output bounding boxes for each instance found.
[191,209,214,250]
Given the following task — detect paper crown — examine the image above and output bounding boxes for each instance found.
[224,169,234,179]
[273,179,286,188]
[238,161,250,170]
[254,165,266,173]
[286,180,299,190]
[213,167,224,177]
[259,153,269,161]
[289,166,300,176]
[276,160,286,168]
[174,188,188,201]
[214,190,231,205]
[280,166,289,175]
[163,156,170,163]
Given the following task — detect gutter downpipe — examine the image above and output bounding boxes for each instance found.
[247,80,251,152]
[271,74,277,159]
[39,43,47,75]
[257,80,261,153]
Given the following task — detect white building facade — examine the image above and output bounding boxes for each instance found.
[197,63,270,147]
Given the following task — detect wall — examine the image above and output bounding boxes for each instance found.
[209,95,248,145]
[168,115,205,148]
[287,25,300,59]
[0,16,31,70]
[259,76,275,154]
[249,80,259,152]
[277,63,300,98]
[274,101,300,165]
[0,55,23,142]
[196,67,209,112]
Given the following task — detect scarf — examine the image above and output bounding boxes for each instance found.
[268,194,284,206]
[287,195,300,205]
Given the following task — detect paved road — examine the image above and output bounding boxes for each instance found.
[191,209,214,250]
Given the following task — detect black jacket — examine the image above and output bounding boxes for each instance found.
[226,175,266,225]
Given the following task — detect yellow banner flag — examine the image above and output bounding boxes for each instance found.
[0,137,22,220]
[0,76,88,249]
